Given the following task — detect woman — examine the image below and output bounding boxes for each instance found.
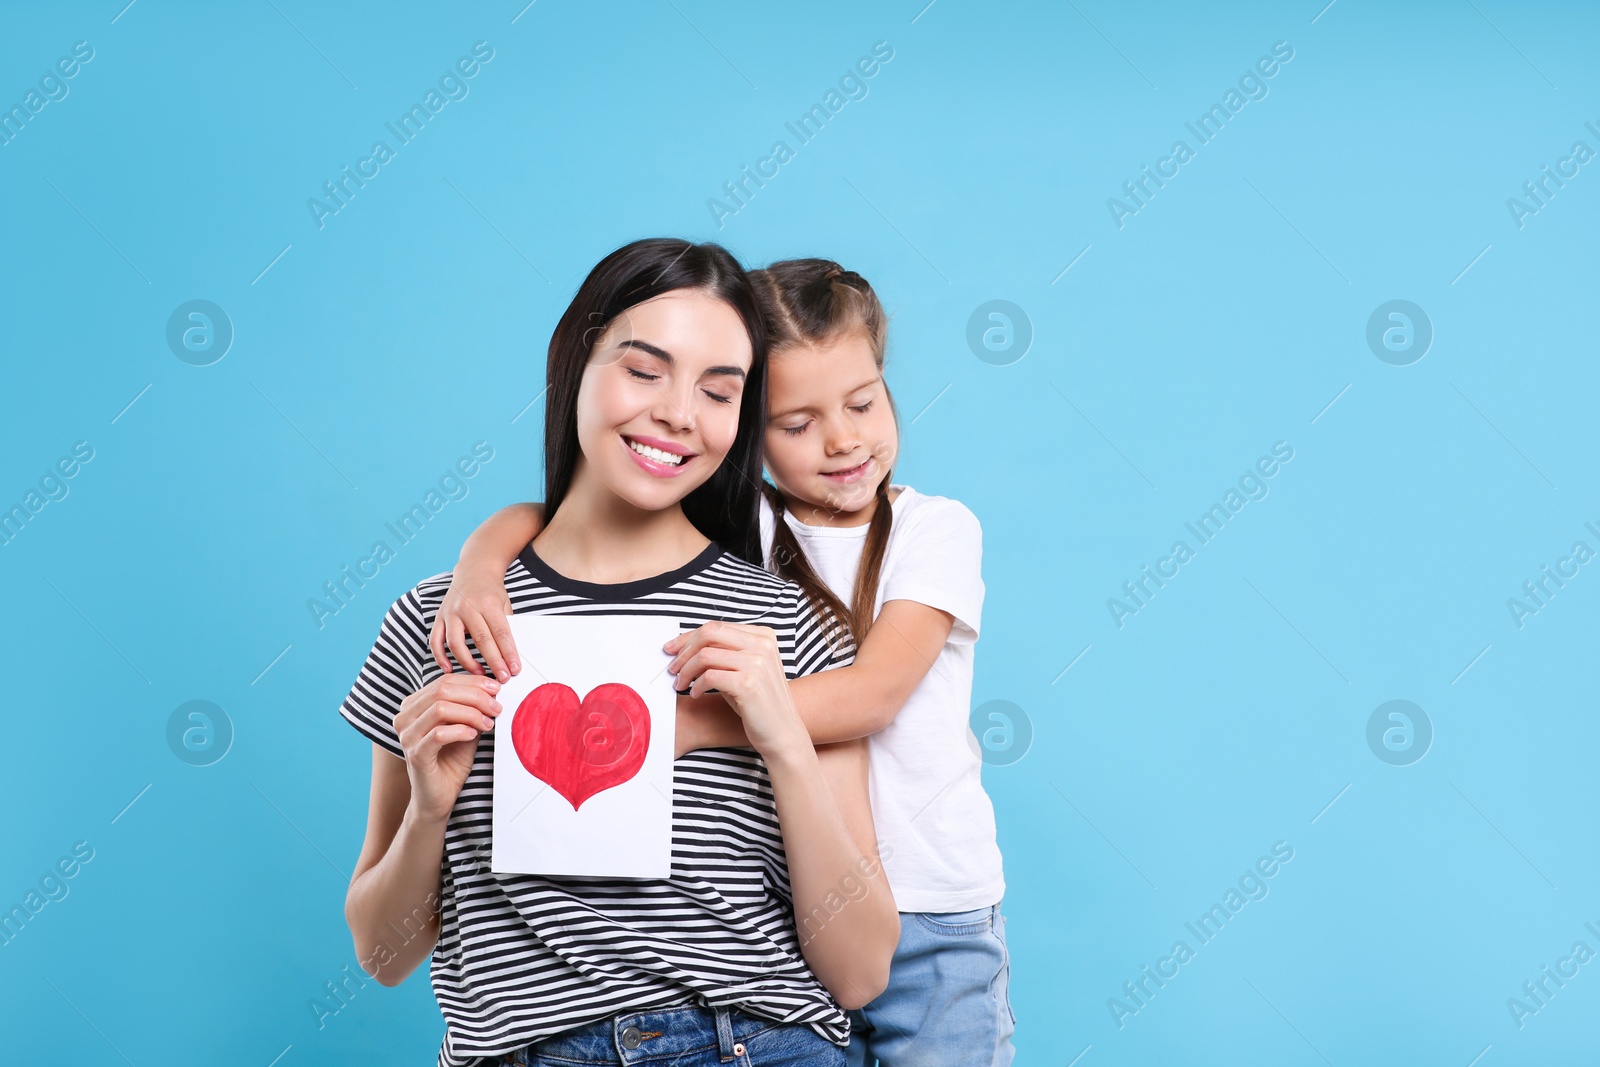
[338,238,899,1066]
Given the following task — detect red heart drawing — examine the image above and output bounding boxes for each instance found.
[509,682,651,810]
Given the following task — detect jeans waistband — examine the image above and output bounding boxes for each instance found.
[509,1002,780,1065]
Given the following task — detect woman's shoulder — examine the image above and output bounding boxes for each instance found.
[403,566,522,612]
[702,548,838,638]
[381,562,525,629]
[379,571,451,620]
[701,547,799,601]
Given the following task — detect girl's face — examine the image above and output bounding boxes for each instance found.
[763,330,899,522]
[573,289,753,513]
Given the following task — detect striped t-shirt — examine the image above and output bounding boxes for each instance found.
[339,540,854,1067]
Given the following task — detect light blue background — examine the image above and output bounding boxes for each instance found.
[3,1,1596,1064]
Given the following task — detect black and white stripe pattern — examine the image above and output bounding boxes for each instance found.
[339,543,852,1067]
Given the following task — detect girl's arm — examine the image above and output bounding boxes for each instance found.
[666,598,956,745]
[678,622,898,1007]
[345,673,503,985]
[432,502,736,757]
[438,505,956,748]
[429,503,545,681]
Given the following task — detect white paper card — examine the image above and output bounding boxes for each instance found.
[491,613,679,878]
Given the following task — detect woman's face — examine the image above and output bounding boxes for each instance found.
[573,289,753,513]
[763,330,899,521]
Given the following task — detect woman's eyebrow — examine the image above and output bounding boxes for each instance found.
[618,339,674,364]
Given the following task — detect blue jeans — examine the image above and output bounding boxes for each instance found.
[846,903,1016,1067]
[505,1003,846,1066]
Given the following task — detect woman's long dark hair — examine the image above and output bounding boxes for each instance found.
[751,259,897,645]
[542,238,768,565]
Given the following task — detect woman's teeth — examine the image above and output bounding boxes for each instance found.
[629,439,685,466]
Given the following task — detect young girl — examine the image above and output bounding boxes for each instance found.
[340,239,899,1067]
[434,259,1015,1066]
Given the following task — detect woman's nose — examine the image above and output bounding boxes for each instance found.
[651,384,696,432]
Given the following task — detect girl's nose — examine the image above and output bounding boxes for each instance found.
[824,423,859,455]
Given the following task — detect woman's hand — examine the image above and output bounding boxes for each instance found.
[393,673,502,823]
[664,622,808,758]
[428,567,520,682]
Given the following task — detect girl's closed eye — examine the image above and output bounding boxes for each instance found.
[781,420,810,436]
[849,400,874,414]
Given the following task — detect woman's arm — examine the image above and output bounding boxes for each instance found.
[345,748,447,985]
[345,674,503,985]
[667,598,956,746]
[769,736,897,1008]
[674,621,899,1006]
[794,737,898,1007]
[429,503,545,680]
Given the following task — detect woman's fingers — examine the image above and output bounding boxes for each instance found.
[428,699,500,734]
[402,678,500,735]
[403,693,501,753]
[665,621,743,666]
[437,723,478,742]
[436,675,501,712]
[679,650,778,703]
[419,722,481,763]
[690,667,739,701]
[666,621,775,673]
[671,644,746,694]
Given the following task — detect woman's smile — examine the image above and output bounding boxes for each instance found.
[621,433,697,478]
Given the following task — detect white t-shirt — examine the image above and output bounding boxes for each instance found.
[759,484,1005,913]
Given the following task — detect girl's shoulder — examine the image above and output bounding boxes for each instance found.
[889,483,982,534]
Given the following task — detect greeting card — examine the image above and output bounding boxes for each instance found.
[491,613,678,877]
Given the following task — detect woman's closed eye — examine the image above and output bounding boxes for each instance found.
[628,365,734,404]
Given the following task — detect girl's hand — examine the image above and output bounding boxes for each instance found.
[674,692,752,756]
[428,567,520,682]
[665,622,808,758]
[394,673,502,823]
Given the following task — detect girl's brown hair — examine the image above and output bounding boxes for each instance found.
[750,258,897,646]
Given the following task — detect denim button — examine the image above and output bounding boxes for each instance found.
[620,1025,642,1050]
